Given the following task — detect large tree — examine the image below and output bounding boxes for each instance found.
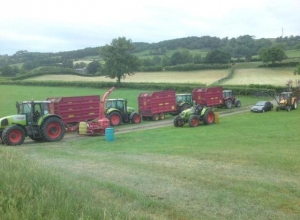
[100,37,139,83]
[259,46,287,64]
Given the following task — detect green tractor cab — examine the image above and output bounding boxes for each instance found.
[0,101,65,145]
[173,104,215,127]
[175,94,192,113]
[105,98,141,126]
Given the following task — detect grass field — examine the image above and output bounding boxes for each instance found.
[25,65,300,86]
[0,85,299,219]
[223,68,299,85]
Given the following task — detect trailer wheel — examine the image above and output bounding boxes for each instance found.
[203,110,215,125]
[107,112,122,126]
[41,117,65,142]
[152,114,159,121]
[159,113,165,120]
[188,115,199,127]
[131,113,141,124]
[2,125,25,146]
[225,100,232,109]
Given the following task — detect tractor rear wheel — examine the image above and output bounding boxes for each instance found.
[107,112,122,126]
[41,117,65,142]
[131,113,141,124]
[203,110,215,125]
[188,115,199,127]
[2,125,25,145]
[225,100,232,109]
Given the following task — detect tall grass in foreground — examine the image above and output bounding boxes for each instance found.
[0,150,152,220]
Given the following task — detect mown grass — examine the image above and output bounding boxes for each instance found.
[1,108,300,219]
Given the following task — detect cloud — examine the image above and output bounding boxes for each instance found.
[0,0,299,55]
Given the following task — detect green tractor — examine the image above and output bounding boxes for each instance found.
[105,98,141,126]
[175,93,193,114]
[173,104,215,127]
[0,101,65,146]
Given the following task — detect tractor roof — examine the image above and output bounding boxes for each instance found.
[21,101,51,104]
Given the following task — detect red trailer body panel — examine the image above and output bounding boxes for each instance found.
[138,90,177,116]
[46,95,100,124]
[192,87,223,107]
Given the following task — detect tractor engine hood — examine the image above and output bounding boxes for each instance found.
[0,115,26,128]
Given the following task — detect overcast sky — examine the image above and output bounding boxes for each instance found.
[0,0,299,55]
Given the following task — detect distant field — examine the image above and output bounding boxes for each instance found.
[27,67,300,86]
[28,70,229,85]
[223,68,299,85]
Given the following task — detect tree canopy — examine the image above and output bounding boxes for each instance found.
[100,37,139,84]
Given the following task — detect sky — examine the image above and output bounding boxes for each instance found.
[0,0,299,55]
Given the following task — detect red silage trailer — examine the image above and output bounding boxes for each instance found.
[192,86,223,107]
[138,90,177,121]
[47,95,101,131]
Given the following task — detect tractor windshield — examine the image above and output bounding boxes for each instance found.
[223,90,232,98]
[176,94,192,103]
[19,103,32,114]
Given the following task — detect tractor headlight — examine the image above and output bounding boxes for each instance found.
[1,118,8,126]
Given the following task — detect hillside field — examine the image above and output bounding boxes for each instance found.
[26,68,299,86]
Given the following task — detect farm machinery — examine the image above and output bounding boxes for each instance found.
[220,89,241,108]
[47,87,115,135]
[173,104,215,127]
[105,98,141,126]
[0,100,65,145]
[274,80,300,112]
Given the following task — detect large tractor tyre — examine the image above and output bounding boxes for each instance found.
[2,125,25,146]
[28,135,44,142]
[203,110,215,125]
[131,113,141,124]
[107,112,122,126]
[225,100,232,109]
[188,115,199,127]
[41,117,65,142]
[235,100,241,107]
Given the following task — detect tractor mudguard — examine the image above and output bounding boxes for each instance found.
[37,114,63,126]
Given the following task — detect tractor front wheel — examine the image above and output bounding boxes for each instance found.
[203,110,215,125]
[188,115,199,127]
[2,125,25,145]
[41,117,65,142]
[173,116,184,127]
[235,100,241,107]
[107,112,122,126]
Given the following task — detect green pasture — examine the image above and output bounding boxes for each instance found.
[0,85,299,219]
